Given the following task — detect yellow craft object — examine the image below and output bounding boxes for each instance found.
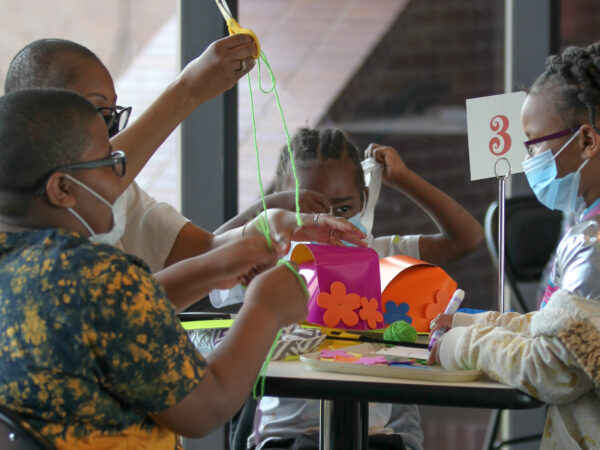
[215,0,261,58]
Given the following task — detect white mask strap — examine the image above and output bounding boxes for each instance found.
[64,174,113,210]
[552,128,581,160]
[68,207,96,237]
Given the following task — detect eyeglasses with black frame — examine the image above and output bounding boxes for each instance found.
[34,150,127,194]
[523,127,580,158]
[97,106,132,137]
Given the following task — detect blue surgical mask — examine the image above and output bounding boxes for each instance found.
[341,199,368,246]
[522,129,588,213]
[347,212,367,235]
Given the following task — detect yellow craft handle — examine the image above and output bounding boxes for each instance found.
[227,18,261,59]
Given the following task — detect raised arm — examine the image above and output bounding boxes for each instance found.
[214,189,331,233]
[366,144,483,266]
[112,34,257,188]
[157,209,366,303]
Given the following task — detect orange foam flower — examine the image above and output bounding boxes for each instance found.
[424,288,452,321]
[358,297,384,329]
[317,281,360,327]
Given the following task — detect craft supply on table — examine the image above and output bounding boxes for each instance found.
[300,343,482,382]
[428,288,465,350]
[382,320,417,343]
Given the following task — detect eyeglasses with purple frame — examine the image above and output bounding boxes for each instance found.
[523,127,580,157]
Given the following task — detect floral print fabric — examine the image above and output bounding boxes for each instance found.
[0,229,205,449]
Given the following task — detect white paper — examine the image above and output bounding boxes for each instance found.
[376,345,430,361]
[466,92,528,181]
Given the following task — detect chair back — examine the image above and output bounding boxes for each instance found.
[0,405,54,449]
[484,195,563,313]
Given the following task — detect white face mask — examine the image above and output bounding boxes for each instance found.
[360,156,382,237]
[64,174,127,246]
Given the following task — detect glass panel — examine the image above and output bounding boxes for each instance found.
[0,0,179,208]
[238,0,504,310]
[559,0,600,49]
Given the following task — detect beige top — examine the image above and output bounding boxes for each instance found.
[115,182,189,272]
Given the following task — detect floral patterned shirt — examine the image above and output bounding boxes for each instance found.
[0,229,206,449]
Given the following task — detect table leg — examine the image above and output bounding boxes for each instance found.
[319,399,368,450]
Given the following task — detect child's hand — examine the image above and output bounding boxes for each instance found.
[245,262,309,326]
[264,190,331,214]
[429,314,454,335]
[427,340,441,365]
[211,236,280,290]
[364,143,409,184]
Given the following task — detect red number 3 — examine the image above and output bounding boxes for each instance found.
[489,115,511,156]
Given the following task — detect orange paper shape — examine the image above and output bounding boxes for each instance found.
[358,297,384,329]
[317,281,360,328]
[379,255,457,332]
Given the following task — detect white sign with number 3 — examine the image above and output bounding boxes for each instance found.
[466,92,528,181]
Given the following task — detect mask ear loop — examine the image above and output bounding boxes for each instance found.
[63,174,115,238]
[67,207,96,238]
[551,128,582,161]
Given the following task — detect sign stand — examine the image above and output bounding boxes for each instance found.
[494,158,511,314]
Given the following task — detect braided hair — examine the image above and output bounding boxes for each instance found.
[531,42,600,133]
[274,128,366,202]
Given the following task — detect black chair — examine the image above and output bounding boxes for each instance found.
[482,195,563,450]
[0,405,54,449]
[484,195,564,313]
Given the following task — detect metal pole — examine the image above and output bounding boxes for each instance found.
[494,158,511,313]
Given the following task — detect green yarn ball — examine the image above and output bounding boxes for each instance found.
[383,320,417,343]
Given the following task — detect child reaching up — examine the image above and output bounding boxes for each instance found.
[431,42,600,448]
[248,128,484,450]
[274,128,484,263]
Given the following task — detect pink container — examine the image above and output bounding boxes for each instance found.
[290,244,382,330]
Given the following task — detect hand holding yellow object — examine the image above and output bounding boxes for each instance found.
[215,0,261,58]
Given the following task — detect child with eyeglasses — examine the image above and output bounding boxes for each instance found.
[430,42,600,448]
[0,87,313,450]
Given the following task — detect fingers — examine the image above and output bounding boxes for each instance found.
[426,342,438,365]
[299,192,330,214]
[300,213,367,247]
[221,34,258,60]
[365,143,386,160]
[219,33,256,51]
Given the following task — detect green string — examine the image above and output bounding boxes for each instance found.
[251,260,308,399]
[247,51,303,228]
[249,209,272,248]
[277,259,309,296]
[252,327,283,400]
[247,72,272,246]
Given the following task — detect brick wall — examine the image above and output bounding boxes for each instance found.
[322,0,505,311]
[560,0,600,49]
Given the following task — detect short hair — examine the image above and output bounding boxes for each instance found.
[274,128,366,201]
[531,41,600,133]
[4,38,102,93]
[0,88,99,216]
